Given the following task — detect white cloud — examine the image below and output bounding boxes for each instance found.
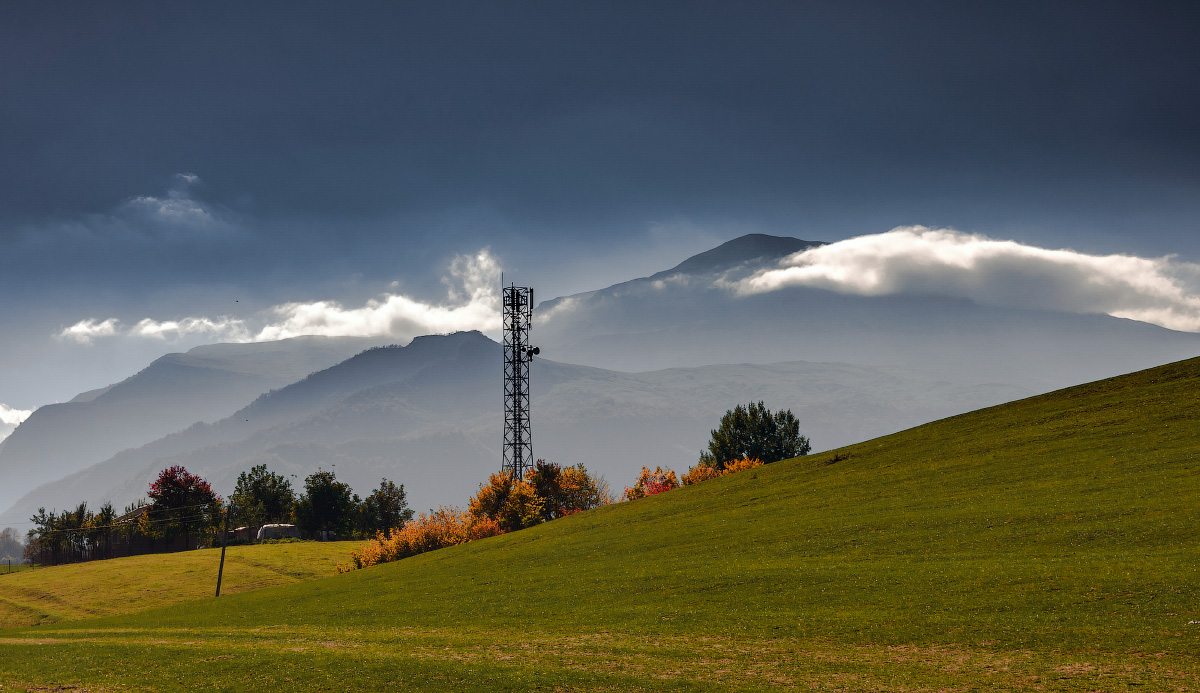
[58,318,120,344]
[0,403,32,443]
[0,403,31,426]
[535,296,580,324]
[57,249,503,345]
[130,317,250,341]
[256,249,501,341]
[733,226,1200,332]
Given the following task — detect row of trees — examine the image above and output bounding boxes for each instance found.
[24,464,413,565]
[246,467,414,540]
[24,401,806,567]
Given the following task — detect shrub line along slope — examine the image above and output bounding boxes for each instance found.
[2,356,1199,691]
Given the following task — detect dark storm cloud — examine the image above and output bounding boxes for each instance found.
[0,0,1198,411]
[2,1,1199,255]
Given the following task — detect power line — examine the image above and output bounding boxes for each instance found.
[24,509,221,537]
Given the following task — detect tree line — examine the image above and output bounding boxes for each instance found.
[23,464,413,566]
[24,400,808,568]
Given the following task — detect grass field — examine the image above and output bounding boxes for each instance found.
[0,541,356,628]
[2,357,1200,690]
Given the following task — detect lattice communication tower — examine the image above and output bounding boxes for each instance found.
[502,283,539,479]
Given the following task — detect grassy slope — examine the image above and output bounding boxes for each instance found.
[3,358,1200,691]
[0,541,356,628]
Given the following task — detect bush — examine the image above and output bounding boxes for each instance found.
[468,472,544,532]
[622,466,679,501]
[683,457,764,485]
[681,463,722,486]
[339,463,611,573]
[524,460,613,521]
[338,507,502,572]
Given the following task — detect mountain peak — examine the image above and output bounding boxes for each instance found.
[650,234,822,280]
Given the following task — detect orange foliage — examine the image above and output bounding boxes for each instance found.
[622,465,679,501]
[681,463,722,485]
[468,471,544,532]
[722,457,765,474]
[682,457,764,486]
[337,506,502,573]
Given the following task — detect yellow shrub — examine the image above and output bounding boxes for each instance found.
[681,463,722,486]
[681,457,763,487]
[337,506,503,573]
[468,471,544,532]
[722,457,765,475]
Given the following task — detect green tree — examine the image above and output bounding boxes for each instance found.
[229,464,295,532]
[698,401,810,471]
[360,478,414,535]
[0,527,23,562]
[293,469,357,539]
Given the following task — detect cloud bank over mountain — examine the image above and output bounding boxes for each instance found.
[0,403,32,443]
[733,227,1200,332]
[57,229,1200,352]
[59,249,503,345]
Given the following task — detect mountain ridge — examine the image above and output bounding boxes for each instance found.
[0,335,380,511]
[0,330,1029,524]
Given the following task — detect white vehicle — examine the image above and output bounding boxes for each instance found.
[256,523,301,541]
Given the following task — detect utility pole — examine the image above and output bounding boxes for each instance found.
[215,503,232,597]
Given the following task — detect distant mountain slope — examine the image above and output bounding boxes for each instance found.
[0,336,379,512]
[535,234,1200,390]
[0,331,1028,524]
[536,233,820,314]
[648,233,822,279]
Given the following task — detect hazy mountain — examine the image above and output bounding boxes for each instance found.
[10,232,1197,523]
[535,235,1200,390]
[0,335,380,512]
[0,331,1028,523]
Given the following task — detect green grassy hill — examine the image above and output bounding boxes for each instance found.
[0,541,356,628]
[3,357,1200,691]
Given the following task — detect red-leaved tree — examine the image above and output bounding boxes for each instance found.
[622,466,679,501]
[146,465,221,546]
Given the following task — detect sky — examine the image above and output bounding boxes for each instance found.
[1,1,1199,416]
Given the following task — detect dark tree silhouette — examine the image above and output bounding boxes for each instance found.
[293,469,357,539]
[361,478,414,535]
[699,401,810,470]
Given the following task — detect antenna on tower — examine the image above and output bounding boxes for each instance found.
[502,282,538,479]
